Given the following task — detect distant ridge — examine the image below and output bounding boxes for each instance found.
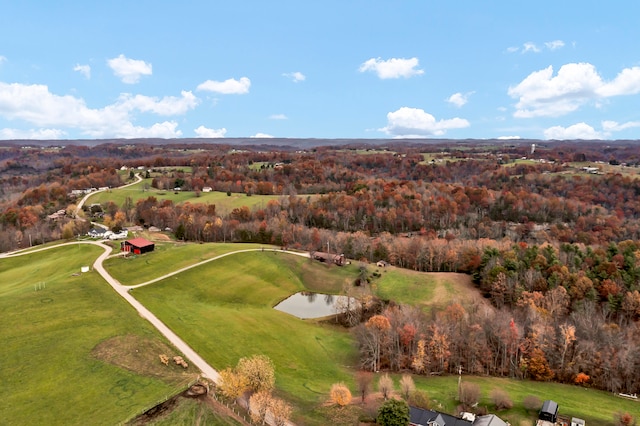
[1,137,639,149]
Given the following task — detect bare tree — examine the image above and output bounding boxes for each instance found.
[459,382,480,408]
[249,390,272,425]
[399,375,415,400]
[356,371,373,402]
[378,373,394,400]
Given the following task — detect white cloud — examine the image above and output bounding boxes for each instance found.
[497,135,521,140]
[113,121,182,139]
[117,91,199,115]
[73,64,91,79]
[283,72,305,82]
[602,120,640,132]
[251,133,274,138]
[197,77,251,94]
[380,107,469,137]
[544,122,603,140]
[545,40,565,50]
[194,125,226,138]
[597,67,640,96]
[359,57,424,79]
[0,56,6,65]
[107,54,152,84]
[269,114,288,120]
[0,82,191,138]
[508,40,565,54]
[447,92,473,108]
[0,127,67,140]
[508,63,640,118]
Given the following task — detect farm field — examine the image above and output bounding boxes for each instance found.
[86,179,283,214]
[0,244,196,425]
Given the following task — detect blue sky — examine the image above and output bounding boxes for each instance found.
[1,0,639,141]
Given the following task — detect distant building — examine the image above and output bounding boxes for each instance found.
[121,238,155,255]
[202,186,212,192]
[311,251,346,266]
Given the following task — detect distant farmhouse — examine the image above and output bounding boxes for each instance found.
[121,238,155,255]
[311,251,346,266]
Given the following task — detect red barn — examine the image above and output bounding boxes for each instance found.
[121,238,155,255]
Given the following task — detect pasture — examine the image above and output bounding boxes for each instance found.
[86,179,283,214]
[0,244,195,425]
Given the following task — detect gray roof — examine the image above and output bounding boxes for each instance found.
[472,415,508,426]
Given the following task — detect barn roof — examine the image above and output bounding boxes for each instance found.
[125,237,154,248]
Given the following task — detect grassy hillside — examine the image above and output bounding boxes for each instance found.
[0,244,195,425]
[131,251,360,425]
[103,242,267,285]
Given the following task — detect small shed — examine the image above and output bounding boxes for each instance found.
[539,400,559,423]
[121,238,155,255]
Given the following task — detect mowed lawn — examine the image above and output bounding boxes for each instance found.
[0,244,194,425]
[103,242,267,285]
[87,179,283,214]
[131,251,359,425]
[412,375,640,425]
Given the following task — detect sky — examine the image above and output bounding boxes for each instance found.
[0,0,639,141]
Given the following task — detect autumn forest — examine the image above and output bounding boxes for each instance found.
[2,138,640,397]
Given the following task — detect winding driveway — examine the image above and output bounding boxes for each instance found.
[2,241,308,387]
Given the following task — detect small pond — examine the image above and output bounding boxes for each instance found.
[274,292,359,319]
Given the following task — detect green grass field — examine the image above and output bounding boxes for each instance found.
[103,242,267,285]
[411,375,639,425]
[131,251,360,425]
[86,179,283,214]
[141,398,243,426]
[0,245,196,425]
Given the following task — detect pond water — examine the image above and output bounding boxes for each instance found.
[274,292,359,319]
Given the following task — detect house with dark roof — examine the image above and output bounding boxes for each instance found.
[88,227,107,238]
[410,407,472,426]
[121,238,155,255]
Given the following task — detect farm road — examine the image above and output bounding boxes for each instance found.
[2,241,306,425]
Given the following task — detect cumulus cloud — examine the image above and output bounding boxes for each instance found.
[73,64,91,79]
[0,127,67,140]
[380,107,469,137]
[251,133,274,138]
[108,55,152,84]
[194,125,226,138]
[447,92,473,108]
[269,114,287,120]
[359,57,424,79]
[116,91,199,115]
[0,82,191,138]
[283,72,305,82]
[197,77,251,94]
[508,63,640,117]
[544,122,603,140]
